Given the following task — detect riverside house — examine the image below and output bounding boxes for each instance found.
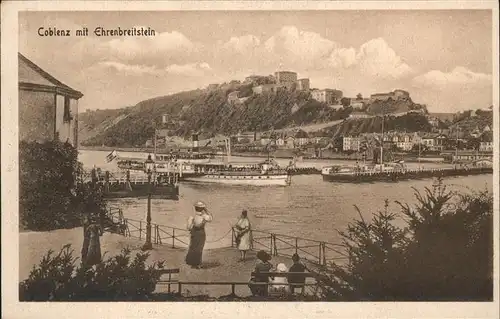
[479,131,493,152]
[343,136,361,151]
[294,130,309,146]
[18,53,83,147]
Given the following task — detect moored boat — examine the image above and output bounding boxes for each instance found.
[182,136,292,186]
[181,160,292,186]
[321,161,492,183]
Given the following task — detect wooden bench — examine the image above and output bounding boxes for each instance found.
[155,268,180,293]
[155,270,317,297]
[250,271,317,295]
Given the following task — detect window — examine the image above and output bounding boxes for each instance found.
[63,96,72,122]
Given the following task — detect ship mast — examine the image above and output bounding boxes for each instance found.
[380,109,385,172]
[224,137,232,165]
[153,127,157,179]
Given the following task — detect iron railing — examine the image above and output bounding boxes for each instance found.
[232,229,348,266]
[113,217,348,267]
[123,218,190,248]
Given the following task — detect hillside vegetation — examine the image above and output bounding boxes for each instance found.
[81,86,351,147]
[366,98,426,115]
[323,113,433,138]
[449,109,493,136]
[80,84,439,148]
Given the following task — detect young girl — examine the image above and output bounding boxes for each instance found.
[234,210,251,261]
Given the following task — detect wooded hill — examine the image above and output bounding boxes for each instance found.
[79,84,432,147]
[322,113,433,138]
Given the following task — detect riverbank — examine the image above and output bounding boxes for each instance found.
[19,228,304,298]
[79,146,447,164]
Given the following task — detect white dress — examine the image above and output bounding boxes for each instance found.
[235,218,251,251]
[269,263,290,294]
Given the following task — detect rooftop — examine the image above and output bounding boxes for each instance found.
[18,53,83,99]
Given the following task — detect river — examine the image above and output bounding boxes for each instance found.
[79,150,493,249]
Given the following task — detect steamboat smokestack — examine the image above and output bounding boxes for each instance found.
[192,133,199,153]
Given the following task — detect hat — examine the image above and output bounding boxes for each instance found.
[256,250,271,262]
[276,263,288,272]
[292,253,300,262]
[194,201,206,208]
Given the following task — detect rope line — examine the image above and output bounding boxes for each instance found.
[205,228,233,244]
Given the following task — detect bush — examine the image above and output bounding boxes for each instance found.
[316,180,493,301]
[19,140,109,231]
[19,245,165,301]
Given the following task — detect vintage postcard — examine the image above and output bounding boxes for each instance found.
[1,1,499,318]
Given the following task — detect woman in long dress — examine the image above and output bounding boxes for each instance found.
[185,201,213,269]
[84,219,103,266]
[81,214,91,263]
[234,210,251,261]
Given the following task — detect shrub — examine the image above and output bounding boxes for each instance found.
[315,180,493,301]
[19,140,109,231]
[19,245,165,301]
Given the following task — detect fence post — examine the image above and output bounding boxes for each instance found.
[231,228,234,248]
[172,228,175,248]
[250,230,254,250]
[319,242,322,266]
[157,225,161,244]
[322,243,326,266]
[154,224,158,244]
[270,234,273,255]
[273,235,278,256]
[139,221,142,240]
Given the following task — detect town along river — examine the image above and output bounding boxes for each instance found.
[79,150,493,249]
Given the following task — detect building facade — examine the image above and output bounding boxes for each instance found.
[343,136,361,151]
[18,53,83,147]
[479,131,493,152]
[393,89,410,99]
[275,71,298,85]
[370,92,394,101]
[294,130,309,146]
[252,84,278,95]
[370,89,411,102]
[296,78,310,91]
[311,89,343,104]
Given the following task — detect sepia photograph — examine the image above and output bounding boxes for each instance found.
[1,1,499,318]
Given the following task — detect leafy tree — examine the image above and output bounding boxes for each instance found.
[19,245,165,301]
[466,137,481,150]
[315,180,493,301]
[19,141,108,231]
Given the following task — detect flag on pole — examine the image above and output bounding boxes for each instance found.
[106,150,118,162]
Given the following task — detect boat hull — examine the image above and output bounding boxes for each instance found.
[182,174,291,186]
[102,182,179,200]
[322,167,493,183]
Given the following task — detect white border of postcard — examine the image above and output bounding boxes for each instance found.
[2,1,499,318]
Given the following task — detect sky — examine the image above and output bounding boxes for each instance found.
[19,10,494,113]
